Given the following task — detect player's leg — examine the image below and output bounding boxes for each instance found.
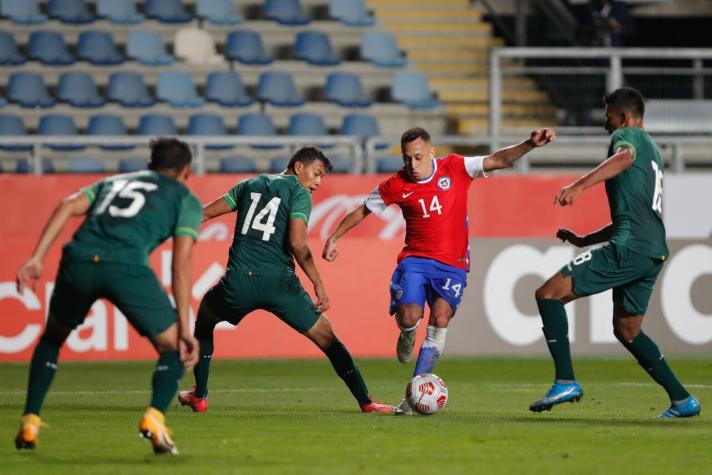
[390,261,428,363]
[412,298,453,377]
[394,304,424,364]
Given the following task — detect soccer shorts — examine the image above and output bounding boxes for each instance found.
[197,272,320,333]
[388,256,468,315]
[49,255,176,338]
[560,242,664,316]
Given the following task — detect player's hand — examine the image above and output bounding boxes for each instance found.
[555,182,583,207]
[179,333,200,371]
[313,283,330,313]
[556,228,586,247]
[528,128,556,147]
[322,238,339,262]
[16,256,43,293]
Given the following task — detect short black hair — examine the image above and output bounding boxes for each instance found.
[401,127,431,148]
[287,146,333,172]
[148,138,192,173]
[604,87,645,117]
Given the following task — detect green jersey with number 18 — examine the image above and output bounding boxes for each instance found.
[63,170,203,265]
[222,173,312,275]
[605,127,669,260]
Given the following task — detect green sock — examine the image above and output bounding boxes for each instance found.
[623,332,689,401]
[23,337,61,415]
[194,339,214,399]
[324,340,370,407]
[149,351,184,413]
[537,299,575,381]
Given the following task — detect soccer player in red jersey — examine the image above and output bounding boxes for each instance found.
[323,127,555,414]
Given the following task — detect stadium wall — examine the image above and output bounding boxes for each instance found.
[1,174,710,361]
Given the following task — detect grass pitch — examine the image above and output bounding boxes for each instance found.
[1,357,710,475]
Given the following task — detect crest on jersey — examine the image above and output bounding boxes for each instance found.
[437,176,452,191]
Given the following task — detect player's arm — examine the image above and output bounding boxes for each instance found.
[483,128,556,172]
[555,146,634,207]
[290,218,330,313]
[202,196,233,222]
[557,224,614,247]
[16,191,92,293]
[322,203,372,261]
[171,234,199,370]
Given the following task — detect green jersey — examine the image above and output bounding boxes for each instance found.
[605,127,669,260]
[64,170,202,265]
[222,173,312,275]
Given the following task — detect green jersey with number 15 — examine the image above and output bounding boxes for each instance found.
[605,127,669,260]
[222,173,312,275]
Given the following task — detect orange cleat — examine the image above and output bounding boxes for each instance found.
[138,408,178,455]
[178,387,208,413]
[15,413,43,450]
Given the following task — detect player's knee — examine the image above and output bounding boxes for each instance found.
[43,316,71,345]
[153,337,178,353]
[194,315,217,341]
[429,312,452,328]
[613,323,640,343]
[397,308,422,329]
[535,283,561,302]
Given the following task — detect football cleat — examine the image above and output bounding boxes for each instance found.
[178,387,208,413]
[139,408,178,455]
[361,401,395,414]
[15,413,43,450]
[529,381,584,412]
[396,330,416,364]
[657,395,701,419]
[394,397,414,416]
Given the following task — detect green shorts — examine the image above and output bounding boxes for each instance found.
[561,243,664,315]
[49,255,176,338]
[198,272,319,333]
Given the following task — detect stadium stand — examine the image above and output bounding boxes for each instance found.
[28,30,74,65]
[157,71,205,107]
[57,72,106,107]
[145,0,192,23]
[295,30,342,66]
[325,72,372,107]
[138,113,177,135]
[87,114,134,151]
[218,156,258,173]
[118,157,148,172]
[187,113,233,150]
[330,0,375,27]
[1,0,47,24]
[0,30,25,65]
[0,114,31,151]
[66,156,106,172]
[237,113,280,149]
[264,0,311,26]
[48,0,95,24]
[76,30,125,65]
[196,0,243,25]
[107,72,155,107]
[257,71,305,107]
[360,30,407,68]
[225,29,274,65]
[174,27,226,65]
[96,0,144,24]
[38,114,85,151]
[127,29,174,65]
[205,70,254,107]
[8,72,55,108]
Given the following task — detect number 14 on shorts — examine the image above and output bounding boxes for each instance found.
[441,278,462,297]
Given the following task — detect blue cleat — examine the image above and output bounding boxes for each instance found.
[529,381,584,412]
[657,395,701,419]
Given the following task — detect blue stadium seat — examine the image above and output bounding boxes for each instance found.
[288,112,333,149]
[187,113,232,150]
[392,71,440,109]
[376,155,404,173]
[157,71,204,108]
[38,114,85,151]
[67,157,106,173]
[329,0,374,27]
[146,0,192,23]
[341,113,387,149]
[264,0,310,25]
[325,154,354,173]
[58,72,106,107]
[88,114,134,151]
[361,30,407,68]
[28,30,74,65]
[8,73,55,108]
[257,71,304,107]
[49,0,95,24]
[97,0,144,24]
[139,113,178,135]
[325,72,372,107]
[77,31,124,65]
[108,72,155,107]
[0,114,31,151]
[206,71,253,107]
[197,0,242,25]
[127,29,173,65]
[225,30,273,65]
[0,0,47,24]
[118,158,148,173]
[295,31,341,66]
[237,113,280,149]
[0,31,26,65]
[268,156,289,173]
[219,157,258,173]
[16,158,55,174]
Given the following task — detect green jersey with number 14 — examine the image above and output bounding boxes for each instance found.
[222,173,312,275]
[605,127,669,260]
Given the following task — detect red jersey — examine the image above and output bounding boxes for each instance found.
[365,154,487,271]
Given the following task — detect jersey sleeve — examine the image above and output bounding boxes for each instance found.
[290,186,312,223]
[222,180,246,211]
[463,155,488,179]
[611,128,639,160]
[80,179,104,205]
[174,193,203,240]
[364,186,389,214]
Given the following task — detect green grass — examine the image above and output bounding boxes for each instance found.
[1,357,710,475]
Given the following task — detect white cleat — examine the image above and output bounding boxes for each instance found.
[394,398,414,416]
[396,330,416,364]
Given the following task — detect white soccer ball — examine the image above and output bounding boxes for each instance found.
[405,373,448,415]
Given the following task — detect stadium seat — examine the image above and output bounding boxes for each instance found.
[329,0,374,27]
[38,114,85,151]
[225,30,273,65]
[28,30,74,65]
[187,113,232,150]
[49,0,95,24]
[341,113,387,149]
[146,0,192,23]
[205,71,253,107]
[16,158,55,174]
[294,31,341,66]
[88,114,134,151]
[237,113,280,149]
[257,71,304,107]
[0,0,47,24]
[264,0,310,25]
[175,28,225,65]
[77,31,125,65]
[218,157,258,173]
[391,71,440,109]
[325,154,354,173]
[268,156,289,173]
[8,72,55,108]
[325,72,372,107]
[0,31,26,65]
[288,112,333,149]
[58,72,106,108]
[139,113,178,135]
[67,157,106,173]
[127,29,174,65]
[361,30,407,68]
[118,158,148,172]
[157,71,205,107]
[107,72,155,107]
[197,0,243,25]
[97,0,144,24]
[376,155,404,173]
[0,114,31,151]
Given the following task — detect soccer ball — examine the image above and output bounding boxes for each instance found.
[405,373,448,415]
